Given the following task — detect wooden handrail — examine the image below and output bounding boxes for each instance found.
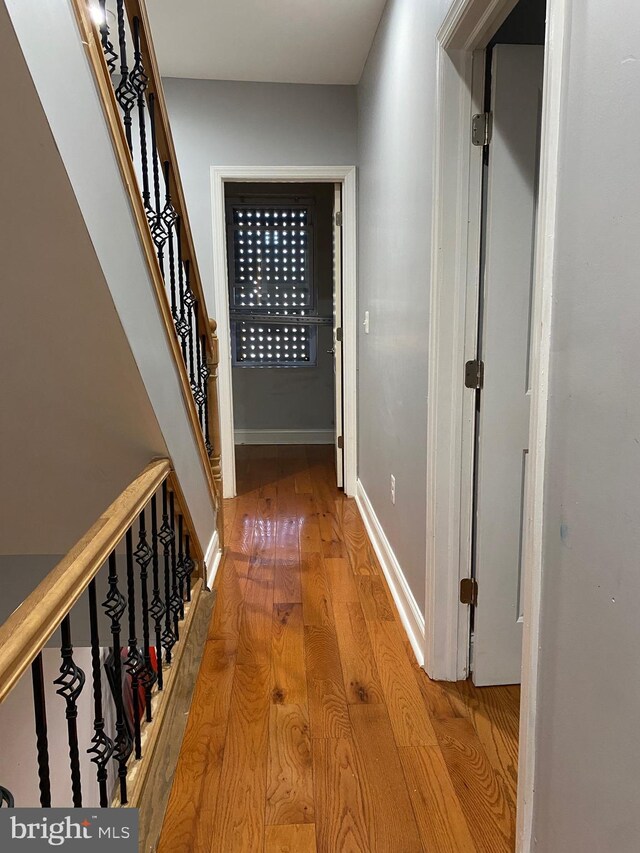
[0,459,172,703]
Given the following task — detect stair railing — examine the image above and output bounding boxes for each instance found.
[0,460,205,809]
[70,0,224,544]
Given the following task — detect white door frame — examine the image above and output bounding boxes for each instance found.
[211,166,357,498]
[425,0,568,849]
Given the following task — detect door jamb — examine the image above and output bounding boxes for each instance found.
[425,0,568,850]
[211,166,357,498]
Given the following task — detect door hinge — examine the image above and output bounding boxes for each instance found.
[472,112,492,147]
[460,578,478,606]
[336,327,343,342]
[334,211,343,227]
[337,435,344,449]
[465,359,484,389]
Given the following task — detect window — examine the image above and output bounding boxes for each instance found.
[226,198,317,367]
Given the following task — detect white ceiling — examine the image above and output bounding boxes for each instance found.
[145,0,388,85]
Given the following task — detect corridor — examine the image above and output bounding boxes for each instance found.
[158,446,520,852]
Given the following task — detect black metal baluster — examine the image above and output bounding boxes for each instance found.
[181,235,195,392]
[193,322,206,430]
[0,787,14,808]
[102,551,131,804]
[54,616,86,808]
[162,163,178,231]
[114,0,136,154]
[138,94,153,226]
[147,94,168,270]
[184,535,196,603]
[175,514,187,620]
[130,17,148,106]
[97,0,117,74]
[163,162,178,320]
[87,579,115,808]
[175,227,190,363]
[134,509,157,721]
[31,653,52,808]
[188,295,197,403]
[149,494,165,691]
[132,15,152,226]
[168,492,182,639]
[200,334,211,450]
[159,482,177,662]
[124,529,144,760]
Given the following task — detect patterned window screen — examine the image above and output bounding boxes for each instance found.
[227,200,317,366]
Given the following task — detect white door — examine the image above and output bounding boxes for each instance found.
[333,184,344,488]
[472,45,544,686]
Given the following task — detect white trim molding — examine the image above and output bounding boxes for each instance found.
[356,481,426,667]
[234,429,334,445]
[517,1,568,849]
[210,166,358,499]
[439,0,518,50]
[424,42,480,683]
[204,529,222,590]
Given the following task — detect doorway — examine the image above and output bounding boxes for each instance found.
[426,0,567,847]
[210,167,357,499]
[224,182,341,492]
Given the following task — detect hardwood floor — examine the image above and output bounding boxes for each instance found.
[158,445,520,853]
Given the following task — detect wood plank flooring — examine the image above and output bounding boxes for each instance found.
[158,445,520,853]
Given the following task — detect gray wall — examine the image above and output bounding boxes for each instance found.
[4,0,217,556]
[227,183,335,434]
[357,0,448,607]
[162,78,358,312]
[532,1,640,849]
[0,1,165,555]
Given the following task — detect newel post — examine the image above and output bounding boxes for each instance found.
[207,319,225,550]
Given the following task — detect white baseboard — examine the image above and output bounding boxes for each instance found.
[234,429,334,445]
[355,480,426,667]
[204,529,222,589]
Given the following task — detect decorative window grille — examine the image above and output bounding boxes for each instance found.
[227,199,317,367]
